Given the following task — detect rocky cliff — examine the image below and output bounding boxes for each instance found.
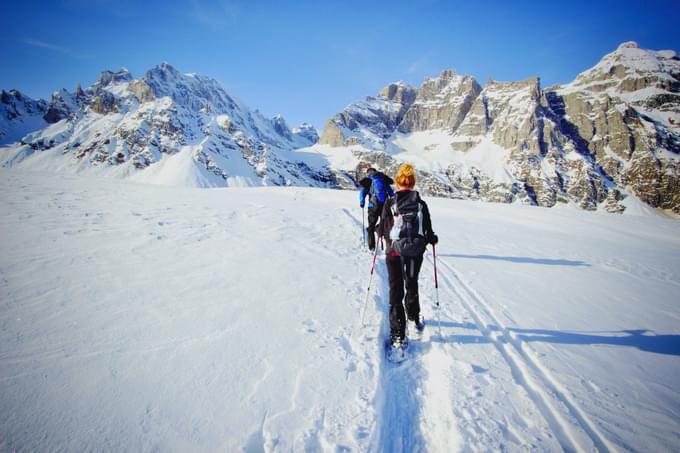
[319,42,680,214]
[318,81,417,148]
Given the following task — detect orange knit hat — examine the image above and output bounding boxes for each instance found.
[395,163,416,188]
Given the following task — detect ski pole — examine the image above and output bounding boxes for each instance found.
[361,244,380,327]
[433,244,442,338]
[362,206,366,248]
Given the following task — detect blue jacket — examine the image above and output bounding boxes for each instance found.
[359,172,394,208]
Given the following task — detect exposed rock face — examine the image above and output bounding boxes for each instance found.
[454,77,541,153]
[319,43,680,214]
[97,68,133,86]
[318,82,417,148]
[43,88,83,123]
[90,91,119,114]
[319,119,345,146]
[399,70,481,133]
[127,80,155,103]
[547,41,680,212]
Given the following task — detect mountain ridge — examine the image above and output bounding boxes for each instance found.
[1,42,678,215]
[316,41,679,214]
[0,63,332,188]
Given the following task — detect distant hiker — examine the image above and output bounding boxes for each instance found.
[378,163,438,356]
[358,167,394,251]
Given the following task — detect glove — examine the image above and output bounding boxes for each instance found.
[428,234,439,245]
[360,202,364,208]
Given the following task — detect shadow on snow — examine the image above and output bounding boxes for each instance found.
[430,324,680,356]
[438,253,589,267]
[509,327,680,356]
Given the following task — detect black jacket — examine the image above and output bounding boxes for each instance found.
[378,190,436,256]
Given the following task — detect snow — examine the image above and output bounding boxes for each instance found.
[1,168,679,451]
[0,114,47,146]
[387,132,514,182]
[295,143,362,171]
[593,43,664,74]
[129,145,245,188]
[616,86,674,102]
[562,42,680,97]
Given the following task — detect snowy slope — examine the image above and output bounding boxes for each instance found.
[0,90,48,145]
[1,169,679,452]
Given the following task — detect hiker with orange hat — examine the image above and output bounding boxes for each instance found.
[378,163,438,361]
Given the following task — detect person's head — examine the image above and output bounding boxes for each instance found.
[395,163,416,190]
[366,167,377,176]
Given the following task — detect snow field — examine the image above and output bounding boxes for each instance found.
[0,171,379,451]
[1,168,679,452]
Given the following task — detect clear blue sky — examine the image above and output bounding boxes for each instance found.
[2,0,679,130]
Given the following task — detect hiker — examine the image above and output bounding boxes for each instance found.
[358,167,394,251]
[378,163,438,352]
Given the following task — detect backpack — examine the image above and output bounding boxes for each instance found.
[369,172,394,204]
[389,191,427,257]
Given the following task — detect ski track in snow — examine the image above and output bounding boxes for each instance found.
[431,255,615,452]
[2,170,679,452]
[342,209,462,453]
[359,227,624,452]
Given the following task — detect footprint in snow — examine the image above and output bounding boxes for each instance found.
[302,319,317,333]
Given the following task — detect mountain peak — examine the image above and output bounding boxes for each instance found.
[379,82,417,104]
[97,68,133,86]
[565,41,680,93]
[144,63,182,83]
[158,62,178,73]
[617,41,640,51]
[271,114,292,140]
[423,68,460,85]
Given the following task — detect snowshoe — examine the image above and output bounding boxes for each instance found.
[385,337,409,363]
[408,316,425,340]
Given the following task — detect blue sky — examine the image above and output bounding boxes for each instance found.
[1,0,679,130]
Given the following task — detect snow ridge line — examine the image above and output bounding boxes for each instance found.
[434,256,614,453]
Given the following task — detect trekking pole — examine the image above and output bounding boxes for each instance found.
[432,244,442,338]
[362,206,366,249]
[360,244,380,327]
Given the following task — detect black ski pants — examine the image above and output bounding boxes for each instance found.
[366,201,384,250]
[386,254,423,341]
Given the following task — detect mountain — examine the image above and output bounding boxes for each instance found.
[0,63,332,188]
[0,89,48,145]
[2,43,678,215]
[316,42,680,214]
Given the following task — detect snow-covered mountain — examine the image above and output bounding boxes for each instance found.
[0,64,333,188]
[316,42,680,215]
[2,43,678,215]
[0,89,48,145]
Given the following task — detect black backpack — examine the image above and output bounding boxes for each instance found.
[390,191,427,257]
